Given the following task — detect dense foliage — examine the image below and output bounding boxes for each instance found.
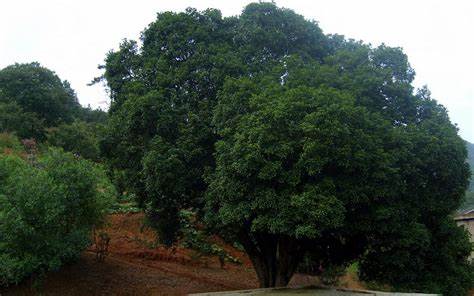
[459,142,473,210]
[100,3,473,294]
[0,63,80,126]
[0,132,24,154]
[0,64,114,282]
[47,120,102,161]
[0,63,107,142]
[467,142,474,191]
[0,101,45,141]
[0,145,114,286]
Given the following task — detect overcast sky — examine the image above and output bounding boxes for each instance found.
[1,0,473,141]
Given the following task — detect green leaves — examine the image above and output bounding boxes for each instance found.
[208,76,395,240]
[288,187,345,239]
[0,101,45,140]
[100,2,472,292]
[46,120,102,161]
[0,63,107,142]
[0,148,115,286]
[0,63,80,127]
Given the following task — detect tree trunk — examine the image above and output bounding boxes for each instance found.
[238,231,301,288]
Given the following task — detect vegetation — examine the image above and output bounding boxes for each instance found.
[0,142,115,286]
[0,62,107,142]
[179,210,241,267]
[460,141,474,210]
[0,2,472,294]
[109,193,141,214]
[0,101,45,141]
[0,63,80,127]
[0,62,113,286]
[466,141,474,192]
[47,120,103,161]
[462,192,474,212]
[0,132,24,154]
[99,2,473,294]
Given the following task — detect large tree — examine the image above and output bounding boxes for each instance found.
[208,74,398,286]
[100,3,473,294]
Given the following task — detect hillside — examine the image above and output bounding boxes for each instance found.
[1,213,363,295]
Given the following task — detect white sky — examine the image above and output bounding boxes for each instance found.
[0,0,473,141]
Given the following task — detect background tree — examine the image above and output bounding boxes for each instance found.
[461,141,474,209]
[100,3,473,294]
[0,63,81,126]
[0,63,107,143]
[75,105,108,124]
[463,141,474,194]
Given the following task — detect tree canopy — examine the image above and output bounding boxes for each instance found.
[467,141,474,191]
[0,63,81,126]
[100,3,473,294]
[0,62,107,141]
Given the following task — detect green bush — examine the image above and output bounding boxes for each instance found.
[0,132,23,154]
[109,193,141,214]
[0,148,115,286]
[46,120,102,161]
[0,101,46,141]
[359,217,474,295]
[178,210,241,267]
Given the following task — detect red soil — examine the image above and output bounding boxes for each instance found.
[1,213,362,295]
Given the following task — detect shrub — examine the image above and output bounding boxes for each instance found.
[46,120,102,161]
[178,210,241,267]
[359,217,474,295]
[0,101,46,141]
[0,148,115,286]
[0,132,23,155]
